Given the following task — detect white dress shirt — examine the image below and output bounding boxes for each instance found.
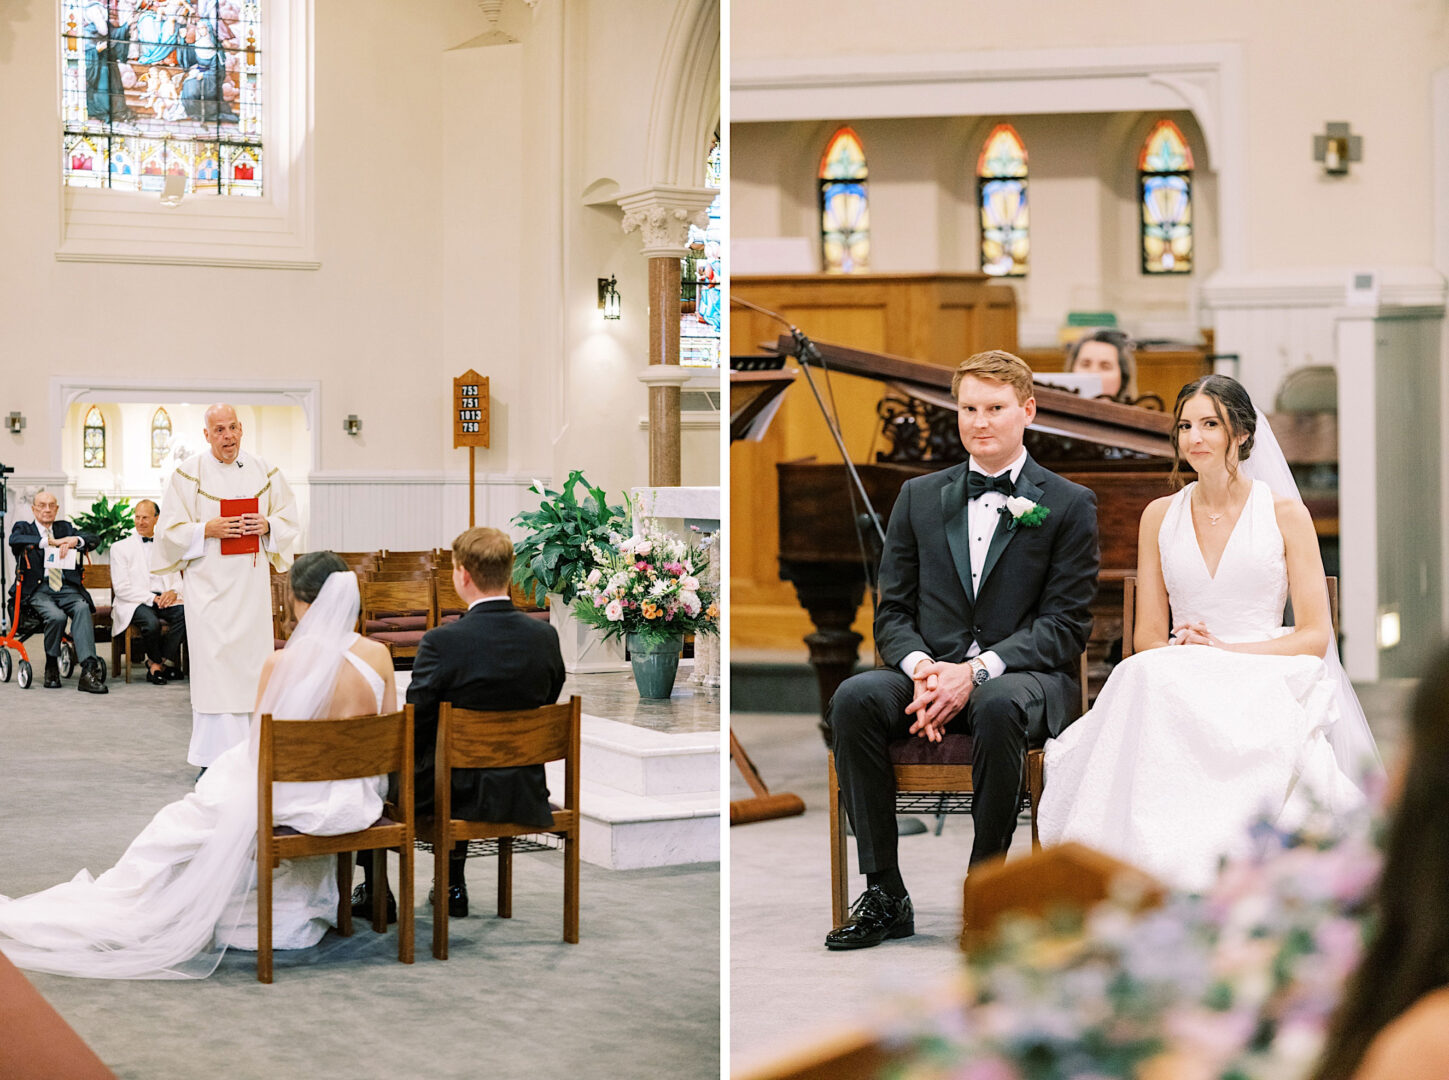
[899,447,1027,682]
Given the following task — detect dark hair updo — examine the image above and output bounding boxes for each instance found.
[289,550,349,604]
[1170,374,1257,487]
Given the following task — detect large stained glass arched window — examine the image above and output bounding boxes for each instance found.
[61,0,264,197]
[151,406,173,467]
[681,129,722,367]
[977,125,1029,277]
[1139,120,1194,275]
[819,127,869,274]
[83,406,106,469]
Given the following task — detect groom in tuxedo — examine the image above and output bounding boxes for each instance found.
[826,349,1099,949]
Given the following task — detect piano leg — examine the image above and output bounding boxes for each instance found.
[782,565,866,743]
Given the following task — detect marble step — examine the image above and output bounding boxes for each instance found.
[577,713,719,797]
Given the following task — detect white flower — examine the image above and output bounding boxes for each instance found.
[649,580,669,596]
[530,478,545,494]
[1005,495,1036,518]
[618,536,637,555]
[635,540,653,556]
[680,591,701,617]
[585,568,602,586]
[678,575,699,592]
[604,599,624,622]
[683,560,694,574]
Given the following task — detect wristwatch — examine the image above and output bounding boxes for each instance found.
[967,657,990,686]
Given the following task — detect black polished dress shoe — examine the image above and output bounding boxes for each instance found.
[43,656,60,689]
[164,666,186,681]
[146,667,168,685]
[77,659,108,695]
[427,880,469,918]
[350,883,397,924]
[824,885,914,950]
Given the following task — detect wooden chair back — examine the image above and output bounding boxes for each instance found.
[434,567,467,616]
[256,706,415,983]
[1121,575,1339,658]
[360,577,437,626]
[430,696,582,958]
[80,563,111,591]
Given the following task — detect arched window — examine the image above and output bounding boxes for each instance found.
[819,127,869,274]
[83,405,105,469]
[151,406,173,467]
[1139,120,1194,275]
[61,0,264,196]
[681,129,723,367]
[977,124,1029,277]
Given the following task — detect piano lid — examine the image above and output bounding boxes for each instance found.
[768,334,1174,459]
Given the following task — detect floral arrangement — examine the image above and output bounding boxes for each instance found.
[571,527,720,645]
[886,804,1382,1080]
[510,470,630,607]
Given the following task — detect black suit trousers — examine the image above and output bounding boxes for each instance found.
[129,604,186,667]
[829,666,1048,876]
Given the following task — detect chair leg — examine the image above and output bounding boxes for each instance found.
[1027,749,1045,853]
[370,849,386,933]
[257,853,273,984]
[564,828,579,944]
[120,628,131,685]
[398,841,414,965]
[827,752,848,929]
[335,853,353,937]
[432,829,449,961]
[497,837,513,919]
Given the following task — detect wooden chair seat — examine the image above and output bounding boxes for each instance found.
[887,733,975,766]
[367,630,427,649]
[365,616,429,632]
[441,613,462,625]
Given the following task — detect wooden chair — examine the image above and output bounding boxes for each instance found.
[79,564,115,669]
[256,706,416,983]
[434,566,467,623]
[360,577,437,662]
[1121,574,1339,657]
[826,655,1090,930]
[427,696,582,960]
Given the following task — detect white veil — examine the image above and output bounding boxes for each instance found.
[1242,414,1385,784]
[0,570,361,980]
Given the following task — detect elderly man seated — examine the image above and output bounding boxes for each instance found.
[109,499,186,685]
[7,491,107,694]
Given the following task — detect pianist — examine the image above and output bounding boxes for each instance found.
[1067,328,1137,403]
[825,349,1100,950]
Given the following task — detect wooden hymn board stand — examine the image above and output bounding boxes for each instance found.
[453,369,490,527]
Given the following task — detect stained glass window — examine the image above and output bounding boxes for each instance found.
[681,129,722,368]
[150,406,172,467]
[977,125,1029,277]
[61,1,264,197]
[819,127,869,274]
[83,406,105,469]
[1139,120,1194,275]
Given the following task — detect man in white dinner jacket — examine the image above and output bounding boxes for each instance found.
[109,499,186,686]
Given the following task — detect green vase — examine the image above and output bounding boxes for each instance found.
[627,633,683,699]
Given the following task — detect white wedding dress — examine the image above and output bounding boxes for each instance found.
[1037,480,1366,893]
[0,573,388,979]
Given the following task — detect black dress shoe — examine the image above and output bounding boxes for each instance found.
[146,667,168,685]
[164,666,186,681]
[824,885,915,950]
[427,881,469,918]
[43,656,60,689]
[350,883,397,924]
[77,659,108,695]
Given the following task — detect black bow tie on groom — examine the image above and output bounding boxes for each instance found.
[141,537,153,543]
[966,471,1015,501]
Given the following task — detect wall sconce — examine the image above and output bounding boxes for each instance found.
[5,412,24,434]
[159,173,186,207]
[598,275,622,320]
[343,414,362,436]
[1313,122,1361,176]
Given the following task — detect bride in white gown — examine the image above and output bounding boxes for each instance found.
[0,552,396,978]
[1037,376,1382,892]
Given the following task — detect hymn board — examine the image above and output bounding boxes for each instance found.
[453,369,490,527]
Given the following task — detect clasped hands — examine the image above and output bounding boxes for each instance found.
[904,659,975,742]
[204,513,269,540]
[154,590,179,609]
[1170,620,1221,648]
[49,535,82,553]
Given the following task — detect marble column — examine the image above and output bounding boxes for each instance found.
[618,186,718,487]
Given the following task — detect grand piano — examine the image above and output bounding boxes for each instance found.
[763,334,1179,726]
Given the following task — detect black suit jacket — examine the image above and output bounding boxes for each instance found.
[404,600,567,827]
[7,519,98,610]
[874,455,1099,736]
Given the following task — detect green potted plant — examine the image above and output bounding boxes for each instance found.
[71,494,134,556]
[511,470,631,673]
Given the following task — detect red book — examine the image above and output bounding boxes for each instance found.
[220,497,261,555]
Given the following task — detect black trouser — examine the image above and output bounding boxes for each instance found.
[27,582,97,663]
[828,667,1048,875]
[129,603,186,668]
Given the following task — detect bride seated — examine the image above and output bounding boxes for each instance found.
[1037,374,1381,892]
[0,551,396,979]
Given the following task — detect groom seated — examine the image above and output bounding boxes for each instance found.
[353,526,566,920]
[108,499,187,685]
[825,350,1100,949]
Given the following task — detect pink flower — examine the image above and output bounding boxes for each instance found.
[604,599,624,622]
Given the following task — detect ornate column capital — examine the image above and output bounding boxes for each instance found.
[616,186,718,259]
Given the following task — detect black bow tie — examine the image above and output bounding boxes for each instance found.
[966,471,1015,501]
[141,537,153,543]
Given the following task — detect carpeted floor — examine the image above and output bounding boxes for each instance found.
[728,679,1414,1076]
[0,670,720,1080]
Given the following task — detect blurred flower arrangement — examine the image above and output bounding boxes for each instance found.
[886,805,1382,1080]
[571,527,720,645]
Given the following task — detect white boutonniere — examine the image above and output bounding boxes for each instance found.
[1001,495,1050,531]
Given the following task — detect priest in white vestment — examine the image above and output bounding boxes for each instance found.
[153,404,301,766]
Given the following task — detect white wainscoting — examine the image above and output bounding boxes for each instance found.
[304,472,542,553]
